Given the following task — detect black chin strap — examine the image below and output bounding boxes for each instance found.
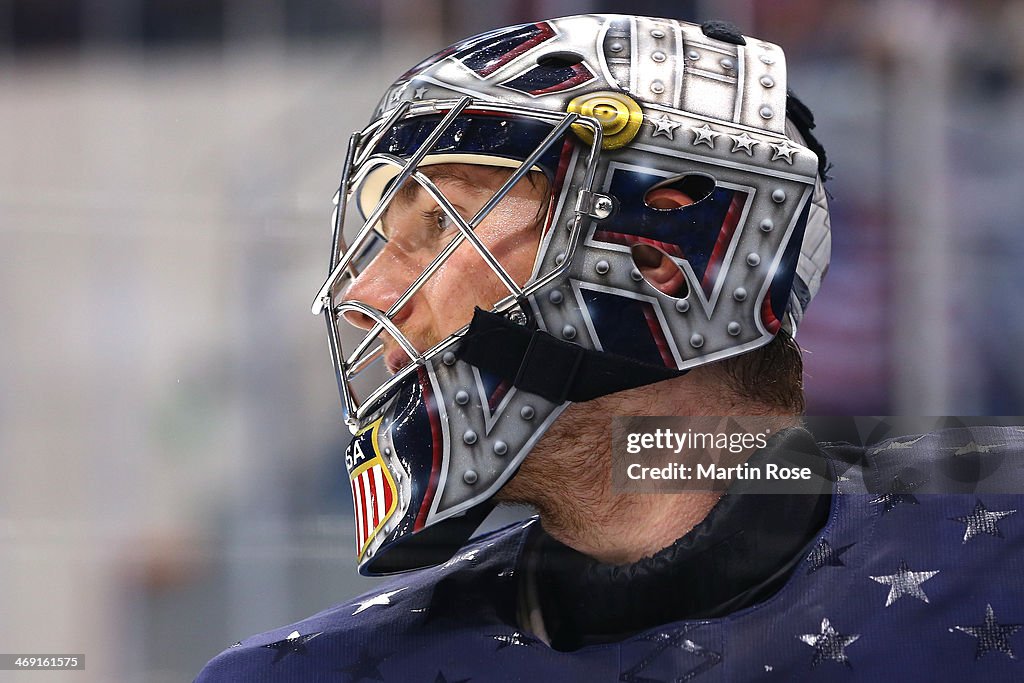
[456,308,682,404]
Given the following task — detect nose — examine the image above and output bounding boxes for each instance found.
[340,242,420,332]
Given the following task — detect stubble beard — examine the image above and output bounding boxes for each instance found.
[494,394,632,542]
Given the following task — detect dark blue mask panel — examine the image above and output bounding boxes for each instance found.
[371,114,563,179]
[579,288,675,368]
[455,22,556,77]
[594,168,748,299]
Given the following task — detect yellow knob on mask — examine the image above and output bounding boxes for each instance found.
[567,92,643,150]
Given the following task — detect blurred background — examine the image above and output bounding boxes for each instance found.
[2,0,1023,680]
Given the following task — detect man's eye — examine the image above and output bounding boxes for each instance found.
[437,212,453,232]
[424,209,455,234]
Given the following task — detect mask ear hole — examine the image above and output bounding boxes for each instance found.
[630,244,690,299]
[644,174,715,210]
[537,52,585,68]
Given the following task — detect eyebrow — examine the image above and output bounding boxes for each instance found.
[394,166,489,206]
[380,168,491,240]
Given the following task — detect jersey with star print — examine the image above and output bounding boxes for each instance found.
[195,426,1024,682]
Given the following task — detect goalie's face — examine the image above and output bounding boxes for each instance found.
[343,163,549,372]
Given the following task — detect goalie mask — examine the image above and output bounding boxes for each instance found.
[312,14,831,574]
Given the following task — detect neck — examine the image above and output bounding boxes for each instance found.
[497,372,800,564]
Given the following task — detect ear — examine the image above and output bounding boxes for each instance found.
[631,187,694,298]
[644,187,695,210]
[631,244,689,298]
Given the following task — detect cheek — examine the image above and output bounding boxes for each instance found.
[428,246,512,313]
[421,190,544,322]
[476,195,544,283]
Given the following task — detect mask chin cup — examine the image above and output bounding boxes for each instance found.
[360,501,495,575]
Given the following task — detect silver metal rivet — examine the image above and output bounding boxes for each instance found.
[687,50,700,60]
[610,41,624,53]
[651,29,666,38]
[384,447,392,456]
[772,189,786,203]
[727,322,741,336]
[760,218,774,232]
[747,253,761,267]
[675,299,690,313]
[630,268,643,282]
[493,441,508,456]
[652,51,666,63]
[721,58,734,70]
[760,55,775,65]
[463,469,478,484]
[759,75,775,88]
[690,333,704,348]
[562,324,577,340]
[595,260,610,275]
[651,81,665,94]
[521,405,535,420]
[555,252,566,265]
[593,195,614,218]
[442,351,457,366]
[759,106,774,119]
[455,390,470,405]
[463,430,477,445]
[548,290,564,305]
[734,287,748,301]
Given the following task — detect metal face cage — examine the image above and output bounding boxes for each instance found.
[311,98,605,432]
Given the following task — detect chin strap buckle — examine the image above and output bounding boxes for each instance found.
[513,331,586,405]
[457,309,682,405]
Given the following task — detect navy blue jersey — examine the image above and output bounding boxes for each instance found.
[196,427,1024,682]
